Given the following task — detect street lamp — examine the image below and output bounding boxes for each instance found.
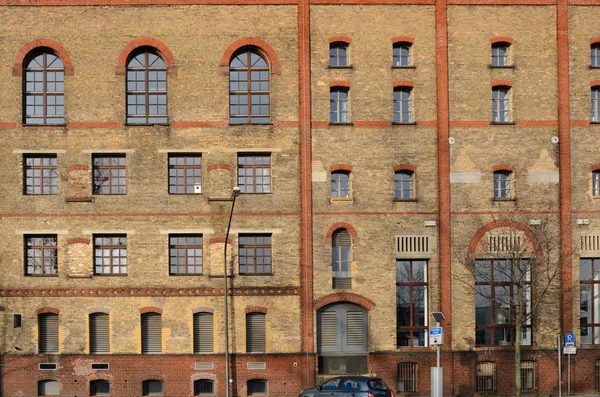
[223,186,241,397]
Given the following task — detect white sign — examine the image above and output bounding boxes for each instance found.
[565,333,575,347]
[429,327,443,346]
[563,346,576,355]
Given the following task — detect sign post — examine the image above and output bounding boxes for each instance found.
[564,333,576,396]
[430,312,445,397]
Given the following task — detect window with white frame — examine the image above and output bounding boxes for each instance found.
[492,86,511,123]
[493,170,512,199]
[392,42,412,67]
[330,88,349,124]
[491,43,510,67]
[393,87,413,123]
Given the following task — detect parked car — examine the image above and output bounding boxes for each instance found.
[298,376,394,397]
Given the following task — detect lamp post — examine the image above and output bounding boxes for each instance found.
[223,186,241,397]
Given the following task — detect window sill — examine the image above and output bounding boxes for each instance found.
[24,193,59,196]
[392,65,416,69]
[490,121,516,125]
[67,274,93,279]
[329,122,353,126]
[392,122,417,126]
[228,122,273,126]
[239,192,273,195]
[92,193,127,196]
[394,198,417,202]
[591,121,600,125]
[589,65,600,69]
[488,64,515,69]
[328,65,353,70]
[66,197,94,203]
[169,273,205,276]
[239,273,273,276]
[492,197,517,202]
[330,198,353,203]
[93,274,129,277]
[125,123,169,127]
[168,193,203,196]
[26,274,59,277]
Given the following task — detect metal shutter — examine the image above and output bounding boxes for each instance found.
[90,313,110,354]
[318,311,339,352]
[193,313,214,354]
[332,229,351,246]
[142,313,162,354]
[346,311,364,347]
[246,313,266,353]
[38,380,60,396]
[39,313,59,354]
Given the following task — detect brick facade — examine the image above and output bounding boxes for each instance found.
[1,1,600,396]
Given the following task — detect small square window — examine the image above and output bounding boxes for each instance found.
[169,234,203,275]
[92,155,126,195]
[24,155,58,195]
[168,154,202,194]
[237,154,271,194]
[93,235,127,275]
[25,235,58,276]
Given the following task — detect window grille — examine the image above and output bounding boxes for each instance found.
[194,379,214,396]
[395,236,429,256]
[521,361,536,391]
[595,359,600,390]
[476,362,496,392]
[398,362,417,393]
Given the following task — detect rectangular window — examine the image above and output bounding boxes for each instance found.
[89,313,110,354]
[493,170,512,199]
[168,154,201,194]
[238,154,271,194]
[169,235,203,275]
[13,314,22,329]
[476,362,496,392]
[329,43,348,67]
[393,43,412,67]
[393,88,413,123]
[94,235,127,275]
[93,155,126,195]
[331,171,351,199]
[38,313,59,354]
[593,171,600,197]
[239,234,272,275]
[521,361,536,391]
[492,87,511,123]
[475,259,532,347]
[592,44,600,67]
[24,155,57,195]
[593,87,600,123]
[25,235,58,276]
[491,43,509,67]
[246,313,266,353]
[330,89,349,124]
[396,260,428,347]
[580,258,600,344]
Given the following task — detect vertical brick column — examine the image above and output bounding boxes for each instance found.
[298,0,315,389]
[557,0,572,334]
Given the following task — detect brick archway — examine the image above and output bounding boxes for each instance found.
[13,39,74,76]
[220,37,281,74]
[313,292,375,311]
[116,38,177,76]
[467,219,539,258]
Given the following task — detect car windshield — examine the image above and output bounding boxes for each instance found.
[368,379,389,390]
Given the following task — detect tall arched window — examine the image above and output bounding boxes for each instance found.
[24,51,64,125]
[229,49,270,124]
[332,229,352,289]
[126,49,167,125]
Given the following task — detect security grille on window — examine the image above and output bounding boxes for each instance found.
[94,235,127,275]
[331,171,351,199]
[194,379,214,396]
[141,313,162,354]
[592,44,600,67]
[492,87,511,123]
[247,379,268,396]
[393,87,413,123]
[126,50,167,125]
[491,43,509,67]
[239,234,272,275]
[142,379,164,396]
[394,171,414,200]
[38,313,59,354]
[332,229,352,289]
[475,259,531,347]
[396,260,428,347]
[476,362,496,392]
[168,155,201,194]
[330,88,349,124]
[593,87,600,123]
[229,49,270,124]
[193,312,214,354]
[24,155,58,195]
[238,154,271,193]
[246,313,266,353]
[330,43,348,67]
[398,362,417,393]
[93,155,126,195]
[38,380,60,396]
[393,43,412,67]
[493,170,512,199]
[89,313,110,354]
[24,52,65,125]
[169,235,203,275]
[26,235,58,276]
[90,379,111,396]
[521,361,536,391]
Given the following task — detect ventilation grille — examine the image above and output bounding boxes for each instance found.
[487,233,521,252]
[581,235,600,253]
[346,311,364,347]
[247,362,267,370]
[38,363,57,370]
[194,362,215,371]
[332,277,352,289]
[319,311,337,350]
[395,236,430,257]
[91,363,109,370]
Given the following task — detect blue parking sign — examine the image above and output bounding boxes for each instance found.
[565,333,575,347]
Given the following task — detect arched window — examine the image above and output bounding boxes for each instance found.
[331,171,351,199]
[332,229,351,289]
[194,379,214,396]
[229,49,270,124]
[90,379,111,396]
[142,379,164,396]
[24,51,64,125]
[38,380,60,396]
[126,49,167,125]
[247,379,268,396]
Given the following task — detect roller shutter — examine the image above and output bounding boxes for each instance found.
[246,313,266,353]
[193,312,214,354]
[38,313,59,354]
[90,313,110,354]
[142,313,162,354]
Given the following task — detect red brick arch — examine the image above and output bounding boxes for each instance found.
[394,164,416,172]
[313,293,375,311]
[329,36,352,44]
[591,80,600,87]
[392,36,415,44]
[325,222,358,245]
[37,307,59,315]
[491,80,513,87]
[67,238,90,246]
[393,80,415,88]
[492,164,515,172]
[330,164,353,172]
[116,38,177,76]
[590,37,600,44]
[87,308,110,314]
[330,80,351,88]
[467,219,539,258]
[490,36,514,44]
[245,306,268,314]
[139,307,162,314]
[592,164,600,172]
[220,37,281,75]
[192,307,215,314]
[13,39,74,77]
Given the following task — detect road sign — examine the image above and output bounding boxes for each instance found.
[565,333,575,347]
[563,346,576,355]
[429,327,443,345]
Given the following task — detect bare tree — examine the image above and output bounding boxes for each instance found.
[456,214,563,397]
